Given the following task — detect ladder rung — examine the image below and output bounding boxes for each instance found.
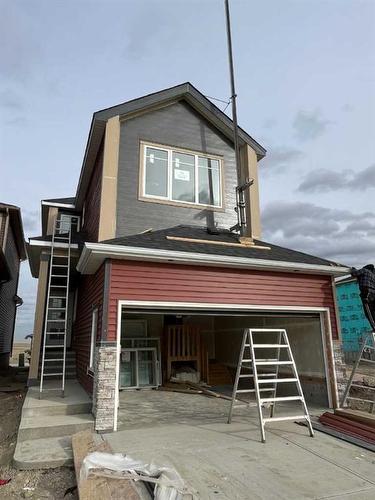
[45,345,64,348]
[236,389,255,393]
[359,359,375,364]
[51,275,68,278]
[239,374,253,378]
[256,361,293,366]
[258,373,277,377]
[44,358,64,362]
[50,285,67,288]
[347,396,375,404]
[47,319,66,322]
[49,297,66,300]
[43,372,64,376]
[46,332,66,335]
[253,344,288,348]
[263,415,307,423]
[351,384,375,391]
[241,359,252,363]
[48,308,66,311]
[258,378,297,384]
[232,403,258,409]
[260,396,302,403]
[52,265,69,268]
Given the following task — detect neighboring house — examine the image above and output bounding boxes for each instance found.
[335,275,371,359]
[27,82,349,432]
[0,203,27,369]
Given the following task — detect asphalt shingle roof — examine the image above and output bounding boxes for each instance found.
[103,225,345,268]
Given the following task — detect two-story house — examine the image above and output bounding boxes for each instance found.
[27,83,349,433]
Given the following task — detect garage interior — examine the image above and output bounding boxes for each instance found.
[119,307,331,414]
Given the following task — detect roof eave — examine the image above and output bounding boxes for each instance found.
[76,242,350,277]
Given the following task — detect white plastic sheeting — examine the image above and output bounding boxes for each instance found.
[80,451,198,500]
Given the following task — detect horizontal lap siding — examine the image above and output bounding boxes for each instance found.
[72,264,104,394]
[108,260,338,340]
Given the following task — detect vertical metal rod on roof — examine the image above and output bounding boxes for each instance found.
[224,0,251,238]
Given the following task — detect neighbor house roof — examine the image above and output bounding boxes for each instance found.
[77,225,350,276]
[0,203,27,261]
[75,82,267,209]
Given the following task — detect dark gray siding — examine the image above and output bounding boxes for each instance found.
[116,101,238,237]
[0,226,20,354]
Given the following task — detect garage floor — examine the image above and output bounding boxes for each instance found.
[105,390,375,499]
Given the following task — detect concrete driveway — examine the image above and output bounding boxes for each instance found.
[105,390,375,500]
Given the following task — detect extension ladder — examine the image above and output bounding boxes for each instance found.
[228,328,314,442]
[39,215,77,398]
[341,332,375,412]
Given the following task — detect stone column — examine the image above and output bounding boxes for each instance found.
[332,340,347,403]
[92,342,117,432]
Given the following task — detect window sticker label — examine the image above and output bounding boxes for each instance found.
[174,169,190,181]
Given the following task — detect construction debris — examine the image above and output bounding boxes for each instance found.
[168,378,234,401]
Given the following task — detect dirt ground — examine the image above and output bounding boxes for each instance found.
[0,368,77,500]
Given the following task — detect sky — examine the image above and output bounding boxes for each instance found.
[0,0,374,340]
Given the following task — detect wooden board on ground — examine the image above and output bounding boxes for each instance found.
[335,408,375,428]
[72,430,149,500]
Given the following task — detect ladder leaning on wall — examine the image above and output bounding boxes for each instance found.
[228,328,314,442]
[341,332,375,413]
[39,215,77,398]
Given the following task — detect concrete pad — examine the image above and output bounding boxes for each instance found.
[106,390,375,500]
[18,413,94,441]
[23,379,92,416]
[14,436,73,469]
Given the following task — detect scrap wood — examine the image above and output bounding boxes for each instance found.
[171,378,234,401]
[72,430,148,500]
[335,408,375,429]
[160,385,203,395]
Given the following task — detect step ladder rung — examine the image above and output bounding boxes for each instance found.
[263,415,307,423]
[257,373,277,377]
[239,374,253,378]
[255,361,293,366]
[50,285,68,288]
[253,344,288,348]
[241,359,252,363]
[52,265,69,268]
[260,396,302,403]
[258,378,297,384]
[45,345,65,348]
[43,372,64,376]
[44,358,64,362]
[351,384,375,391]
[236,389,255,393]
[47,319,66,322]
[46,332,66,335]
[346,396,374,404]
[47,308,66,311]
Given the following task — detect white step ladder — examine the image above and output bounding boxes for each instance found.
[341,331,375,412]
[228,328,314,442]
[39,214,78,398]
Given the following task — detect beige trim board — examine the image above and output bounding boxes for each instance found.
[29,254,50,381]
[98,115,120,241]
[240,144,261,240]
[46,207,58,235]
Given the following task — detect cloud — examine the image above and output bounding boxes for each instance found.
[261,147,304,172]
[262,201,375,267]
[0,89,23,110]
[293,110,331,141]
[297,164,375,193]
[21,209,39,236]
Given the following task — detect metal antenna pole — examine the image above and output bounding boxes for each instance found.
[224,0,251,237]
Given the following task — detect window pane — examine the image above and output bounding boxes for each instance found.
[172,152,195,203]
[144,147,168,197]
[198,157,221,206]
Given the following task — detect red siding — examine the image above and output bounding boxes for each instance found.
[82,141,103,242]
[108,260,338,340]
[72,264,105,394]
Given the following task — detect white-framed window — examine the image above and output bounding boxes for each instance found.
[141,143,222,208]
[89,307,98,372]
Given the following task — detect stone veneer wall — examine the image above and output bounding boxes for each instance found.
[92,343,117,431]
[333,340,347,403]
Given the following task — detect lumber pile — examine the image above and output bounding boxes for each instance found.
[318,411,375,450]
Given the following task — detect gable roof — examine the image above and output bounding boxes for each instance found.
[75,82,267,209]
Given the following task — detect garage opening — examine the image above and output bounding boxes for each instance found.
[118,307,331,412]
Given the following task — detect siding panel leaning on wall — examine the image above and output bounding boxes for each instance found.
[106,260,339,342]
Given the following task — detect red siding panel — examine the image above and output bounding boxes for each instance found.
[82,141,103,242]
[72,264,105,394]
[108,260,338,340]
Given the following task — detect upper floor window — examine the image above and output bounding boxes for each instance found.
[140,142,222,208]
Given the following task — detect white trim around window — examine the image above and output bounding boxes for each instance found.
[88,307,98,374]
[139,141,224,209]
